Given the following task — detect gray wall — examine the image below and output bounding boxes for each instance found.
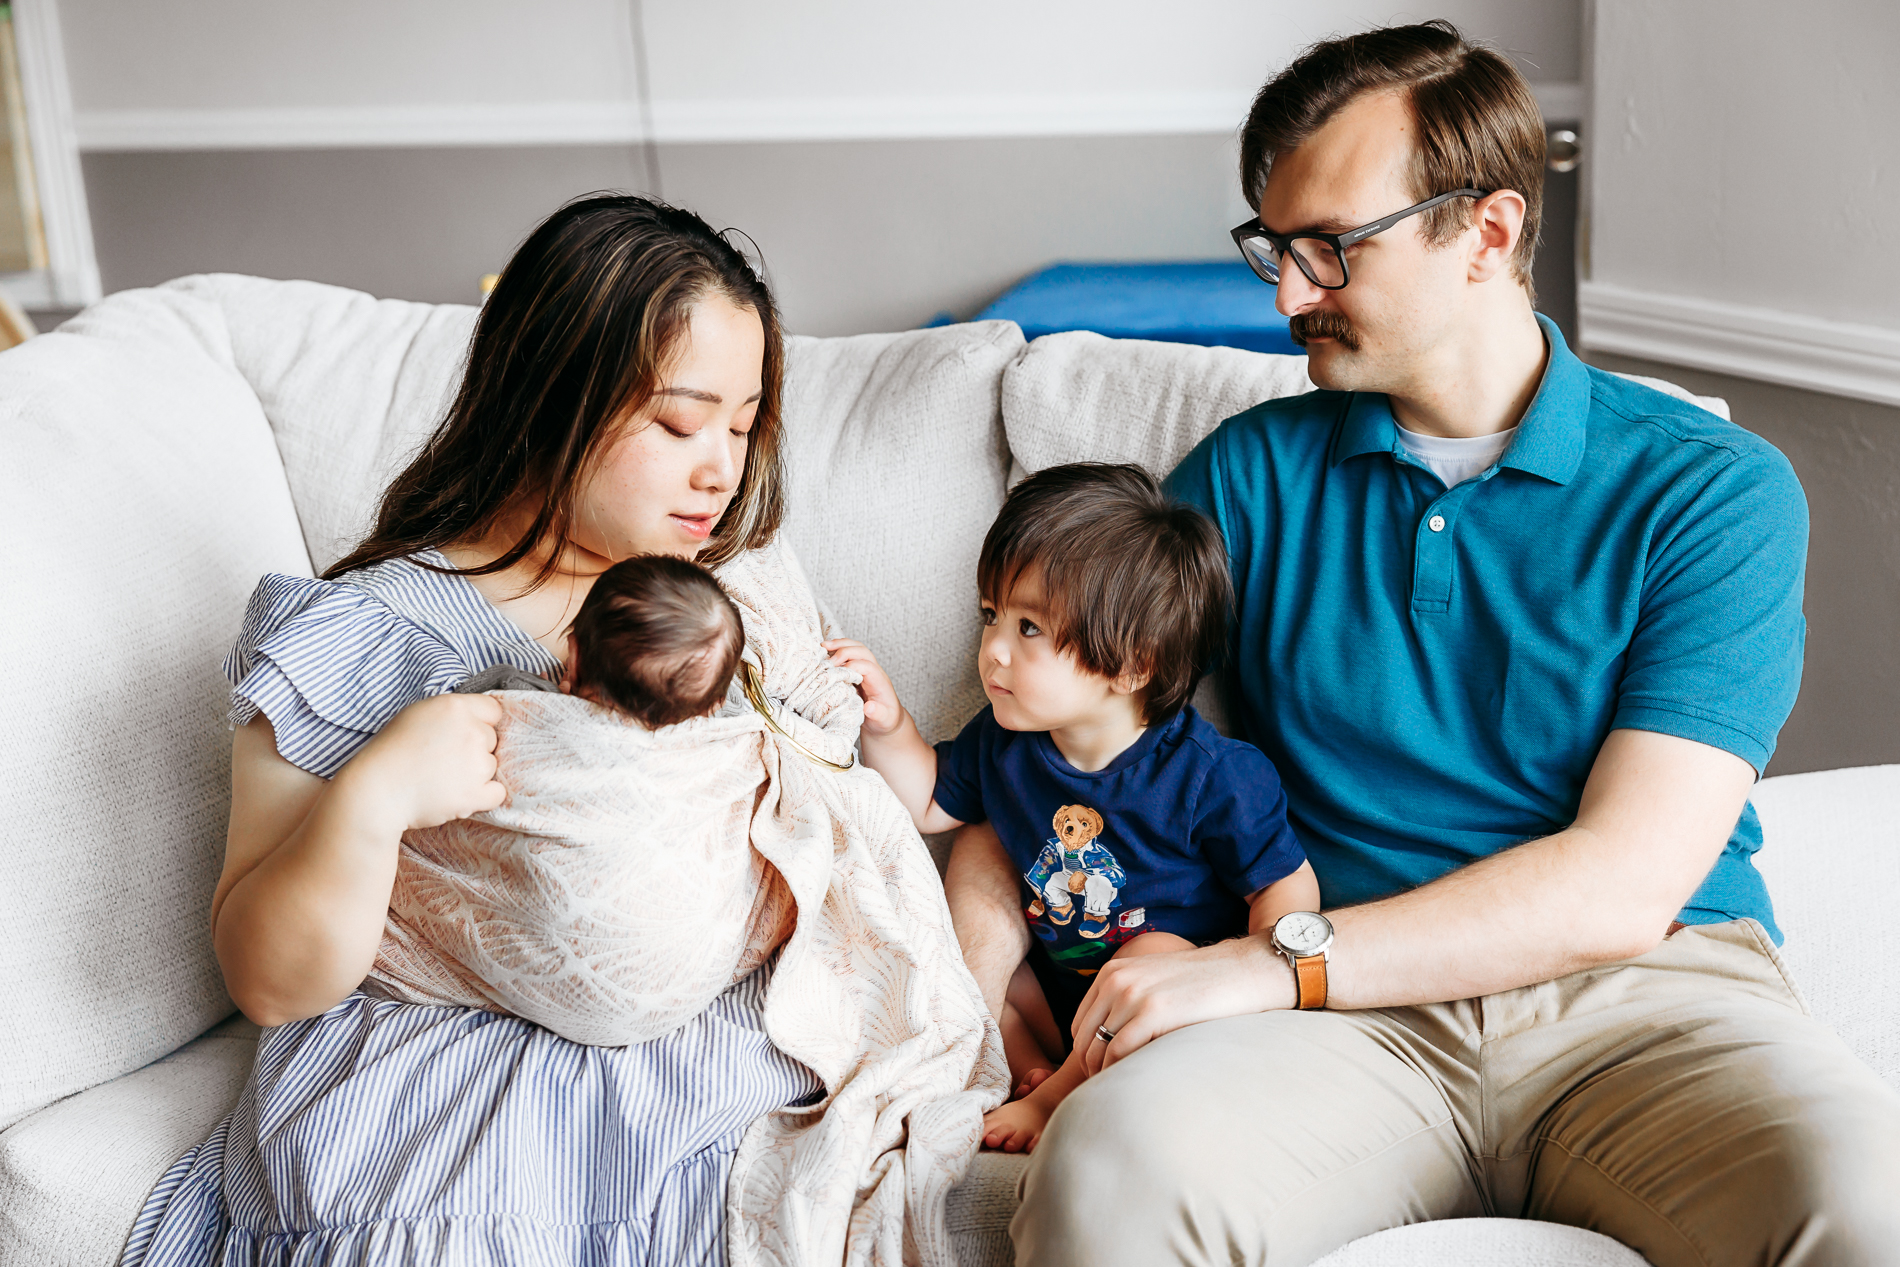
[84,135,1249,336]
[1584,352,1900,778]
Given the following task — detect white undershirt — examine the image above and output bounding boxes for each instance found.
[1395,423,1517,488]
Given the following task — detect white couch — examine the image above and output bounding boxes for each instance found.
[2,275,1894,1267]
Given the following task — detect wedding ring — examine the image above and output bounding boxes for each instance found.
[1095,1024,1117,1044]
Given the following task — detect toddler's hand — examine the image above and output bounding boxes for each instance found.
[823,638,906,737]
[344,692,508,832]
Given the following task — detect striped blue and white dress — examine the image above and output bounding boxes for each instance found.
[122,553,821,1267]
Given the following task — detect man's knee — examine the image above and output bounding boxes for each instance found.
[1536,1061,1900,1265]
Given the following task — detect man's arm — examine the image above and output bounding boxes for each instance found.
[1075,728,1756,1070]
[944,819,1031,1019]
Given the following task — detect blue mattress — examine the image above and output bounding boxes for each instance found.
[972,260,1298,355]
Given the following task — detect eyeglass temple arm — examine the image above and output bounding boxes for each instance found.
[1336,188,1489,246]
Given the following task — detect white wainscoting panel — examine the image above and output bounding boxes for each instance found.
[1578,281,1900,408]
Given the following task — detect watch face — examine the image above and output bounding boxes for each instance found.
[1275,911,1333,956]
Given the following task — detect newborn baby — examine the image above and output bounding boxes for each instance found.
[372,553,801,1046]
[455,553,744,727]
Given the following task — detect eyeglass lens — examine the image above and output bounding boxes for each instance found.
[1240,234,1345,289]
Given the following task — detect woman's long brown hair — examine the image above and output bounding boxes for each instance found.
[324,193,787,585]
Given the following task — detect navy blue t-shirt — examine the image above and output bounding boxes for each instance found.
[933,706,1304,976]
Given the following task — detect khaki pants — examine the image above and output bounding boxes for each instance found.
[1014,920,1900,1266]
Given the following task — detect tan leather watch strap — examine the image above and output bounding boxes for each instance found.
[1293,953,1328,1010]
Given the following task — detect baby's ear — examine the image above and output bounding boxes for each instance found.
[558,634,580,693]
[1109,664,1153,697]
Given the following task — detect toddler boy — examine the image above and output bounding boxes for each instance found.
[828,463,1318,1151]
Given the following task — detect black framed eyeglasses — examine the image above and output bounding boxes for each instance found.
[1230,189,1489,290]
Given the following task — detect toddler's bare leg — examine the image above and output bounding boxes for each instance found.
[983,932,1194,1151]
[1001,959,1064,1097]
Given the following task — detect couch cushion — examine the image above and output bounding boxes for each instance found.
[1001,330,1731,480]
[161,275,479,575]
[0,1015,258,1267]
[1003,331,1314,477]
[1749,765,1900,1089]
[0,288,311,1132]
[780,321,1022,746]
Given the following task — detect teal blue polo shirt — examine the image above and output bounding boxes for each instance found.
[1167,317,1807,941]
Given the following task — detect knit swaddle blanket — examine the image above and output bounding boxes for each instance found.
[369,541,1008,1267]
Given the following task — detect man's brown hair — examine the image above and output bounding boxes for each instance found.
[569,555,743,728]
[1239,20,1545,296]
[978,463,1232,726]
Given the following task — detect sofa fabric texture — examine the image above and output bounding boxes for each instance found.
[1,274,1887,1267]
[0,287,311,1135]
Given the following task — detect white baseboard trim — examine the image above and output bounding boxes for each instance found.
[76,82,1583,151]
[1577,282,1900,409]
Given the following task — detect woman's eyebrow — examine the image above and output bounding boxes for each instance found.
[654,387,765,404]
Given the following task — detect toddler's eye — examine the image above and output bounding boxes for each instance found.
[1019,618,1042,638]
[979,606,997,626]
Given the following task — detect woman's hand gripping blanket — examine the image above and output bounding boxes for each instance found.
[374,539,1009,1267]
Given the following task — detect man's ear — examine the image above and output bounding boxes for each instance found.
[1466,188,1527,284]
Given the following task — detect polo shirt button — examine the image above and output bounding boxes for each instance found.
[1428,514,1446,533]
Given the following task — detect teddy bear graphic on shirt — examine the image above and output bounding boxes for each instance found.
[1023,804,1140,946]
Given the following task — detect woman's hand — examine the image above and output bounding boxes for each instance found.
[214,692,507,1026]
[339,693,508,833]
[822,638,906,737]
[1071,933,1296,1075]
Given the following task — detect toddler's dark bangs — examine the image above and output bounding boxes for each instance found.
[977,464,1232,723]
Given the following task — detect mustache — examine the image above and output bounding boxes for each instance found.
[1289,310,1362,351]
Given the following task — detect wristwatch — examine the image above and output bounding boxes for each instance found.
[1270,911,1335,1010]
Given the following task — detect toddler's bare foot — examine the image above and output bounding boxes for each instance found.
[1011,1067,1053,1101]
[982,1097,1055,1153]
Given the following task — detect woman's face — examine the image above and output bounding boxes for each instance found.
[569,294,766,564]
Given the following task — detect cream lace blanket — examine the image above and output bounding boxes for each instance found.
[369,541,1008,1267]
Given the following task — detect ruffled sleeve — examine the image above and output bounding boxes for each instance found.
[224,573,472,777]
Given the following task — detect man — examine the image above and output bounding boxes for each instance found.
[942,20,1900,1266]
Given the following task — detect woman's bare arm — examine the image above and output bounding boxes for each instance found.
[212,695,507,1026]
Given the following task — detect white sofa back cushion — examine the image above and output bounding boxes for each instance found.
[781,322,1022,744]
[1003,330,1732,480]
[167,275,478,575]
[0,288,312,1130]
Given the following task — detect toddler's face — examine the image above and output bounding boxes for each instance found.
[977,569,1128,732]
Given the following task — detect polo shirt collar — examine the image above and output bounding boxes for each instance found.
[1328,314,1589,486]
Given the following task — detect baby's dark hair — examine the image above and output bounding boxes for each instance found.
[568,555,744,728]
[978,463,1232,725]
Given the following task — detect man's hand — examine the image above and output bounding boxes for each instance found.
[1071,933,1295,1074]
[823,638,905,736]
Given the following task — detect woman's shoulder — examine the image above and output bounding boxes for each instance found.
[226,555,555,778]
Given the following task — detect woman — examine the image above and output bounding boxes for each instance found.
[124,194,821,1266]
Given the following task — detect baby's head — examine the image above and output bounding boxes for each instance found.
[565,555,744,728]
[976,462,1231,730]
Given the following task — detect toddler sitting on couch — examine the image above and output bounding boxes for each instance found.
[828,462,1320,1151]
